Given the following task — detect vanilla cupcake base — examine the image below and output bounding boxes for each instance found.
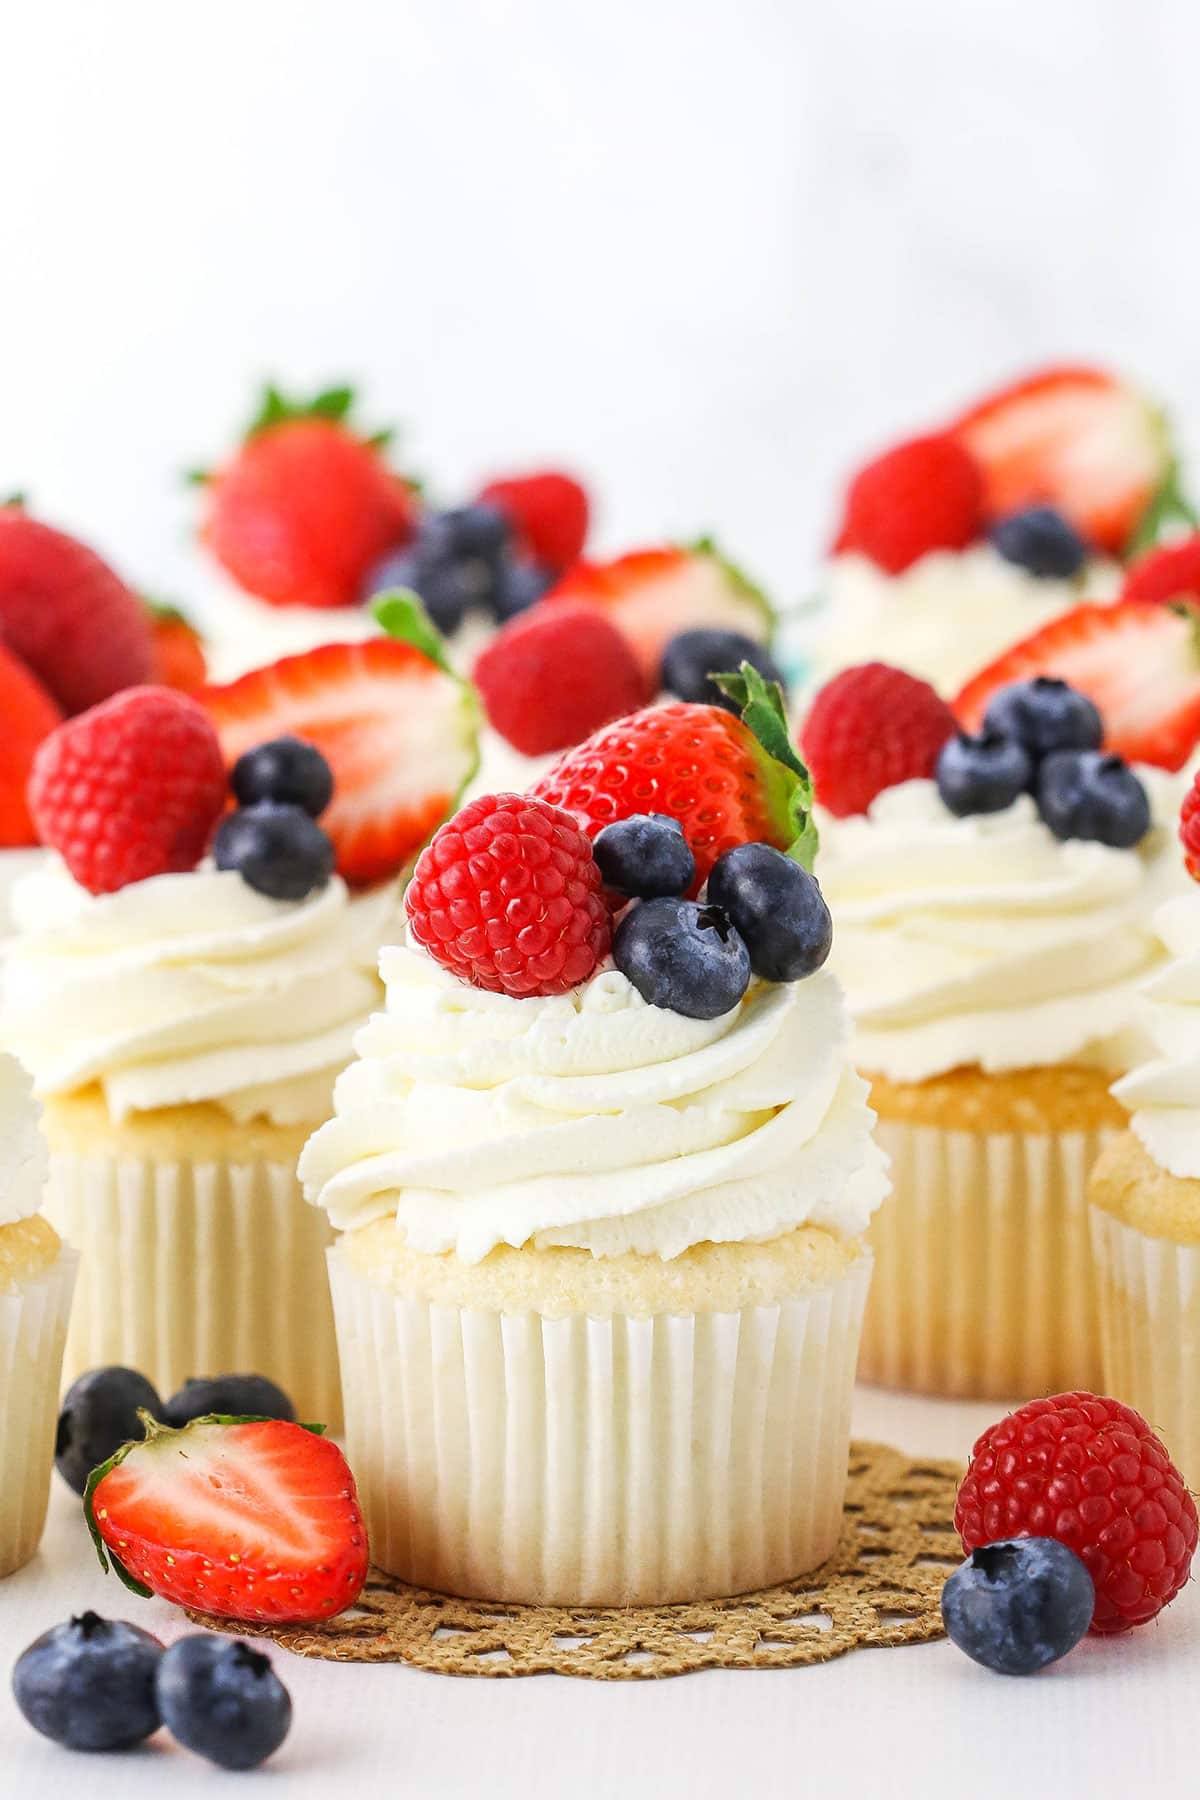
[42,1093,340,1428]
[0,1234,77,1576]
[330,1223,872,1606]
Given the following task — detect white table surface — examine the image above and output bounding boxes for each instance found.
[2,1385,1193,1799]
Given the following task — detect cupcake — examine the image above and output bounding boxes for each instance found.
[807,643,1198,1399]
[0,1053,77,1577]
[303,691,887,1606]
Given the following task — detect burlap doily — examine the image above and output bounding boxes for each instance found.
[187,1440,961,1679]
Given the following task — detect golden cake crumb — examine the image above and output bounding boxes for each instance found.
[41,1086,315,1165]
[1089,1130,1200,1246]
[868,1062,1127,1135]
[0,1214,62,1292]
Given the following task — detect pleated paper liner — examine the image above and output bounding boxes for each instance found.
[185,1439,961,1679]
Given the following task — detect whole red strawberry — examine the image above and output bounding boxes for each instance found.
[474,603,645,755]
[200,385,417,609]
[478,470,589,573]
[146,601,207,694]
[801,663,957,817]
[1122,533,1200,605]
[406,792,612,997]
[832,433,985,574]
[0,506,155,714]
[1181,770,1200,881]
[0,641,62,845]
[30,687,228,894]
[955,1392,1198,1635]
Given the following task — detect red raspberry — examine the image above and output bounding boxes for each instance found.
[1122,533,1200,606]
[956,1392,1199,1635]
[477,471,589,573]
[29,687,228,895]
[832,432,985,574]
[801,662,957,817]
[405,792,612,997]
[473,603,645,755]
[1181,771,1200,881]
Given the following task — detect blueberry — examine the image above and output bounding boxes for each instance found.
[231,737,333,818]
[942,1538,1095,1675]
[359,545,420,606]
[983,677,1103,760]
[362,541,480,634]
[936,731,1033,817]
[490,557,553,622]
[430,502,510,562]
[214,804,335,901]
[706,843,832,983]
[156,1636,292,1772]
[613,897,750,1019]
[1036,749,1151,848]
[990,506,1087,579]
[13,1612,164,1750]
[55,1367,162,1496]
[593,813,695,899]
[163,1374,295,1428]
[660,629,784,711]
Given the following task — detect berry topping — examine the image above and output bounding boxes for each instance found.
[661,627,784,711]
[214,804,335,901]
[155,1637,292,1771]
[491,557,555,622]
[1181,771,1200,882]
[989,505,1087,579]
[936,731,1033,817]
[982,676,1103,759]
[706,843,832,983]
[12,1613,164,1752]
[30,688,228,895]
[477,470,590,574]
[163,1374,295,1429]
[423,501,512,564]
[473,602,645,756]
[955,598,1200,772]
[146,601,207,695]
[955,1391,1199,1634]
[613,897,751,1020]
[801,663,958,818]
[405,792,612,997]
[941,1539,1095,1676]
[361,504,551,635]
[55,1366,163,1496]
[230,735,334,816]
[198,384,417,609]
[0,507,155,714]
[1122,532,1200,605]
[832,433,984,574]
[1035,749,1151,849]
[86,1414,369,1623]
[593,813,696,901]
[0,641,62,847]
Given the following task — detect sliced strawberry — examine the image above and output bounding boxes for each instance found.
[1122,534,1200,605]
[542,540,773,691]
[0,641,62,845]
[952,365,1170,554]
[955,598,1200,771]
[85,1415,368,1623]
[203,604,479,886]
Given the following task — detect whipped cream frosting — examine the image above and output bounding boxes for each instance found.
[2,860,391,1126]
[0,1053,49,1226]
[818,774,1190,1084]
[300,944,889,1263]
[1113,893,1200,1178]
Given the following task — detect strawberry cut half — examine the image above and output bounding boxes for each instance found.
[203,599,479,887]
[84,1414,369,1623]
[955,598,1200,772]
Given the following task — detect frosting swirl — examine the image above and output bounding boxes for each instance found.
[300,945,888,1262]
[0,1053,49,1226]
[2,861,389,1126]
[1112,893,1200,1178]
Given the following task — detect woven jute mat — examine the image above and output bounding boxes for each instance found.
[187,1440,961,1679]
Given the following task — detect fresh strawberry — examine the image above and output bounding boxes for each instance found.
[831,433,985,573]
[0,642,63,845]
[1122,533,1200,605]
[1182,772,1200,882]
[0,505,155,714]
[531,666,816,890]
[542,540,772,692]
[146,600,207,694]
[802,663,957,817]
[477,470,589,573]
[85,1414,368,1624]
[473,602,645,754]
[951,365,1170,555]
[203,595,480,887]
[955,598,1200,771]
[198,384,418,609]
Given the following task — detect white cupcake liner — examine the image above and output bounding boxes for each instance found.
[329,1244,872,1606]
[46,1152,341,1428]
[1090,1207,1200,1486]
[859,1117,1115,1399]
[0,1248,77,1576]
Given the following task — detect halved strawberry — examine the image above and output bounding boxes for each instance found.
[0,640,62,844]
[955,598,1200,771]
[542,540,773,692]
[85,1414,368,1623]
[951,365,1171,555]
[203,595,479,886]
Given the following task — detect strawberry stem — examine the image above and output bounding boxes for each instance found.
[714,662,818,869]
[1128,459,1200,557]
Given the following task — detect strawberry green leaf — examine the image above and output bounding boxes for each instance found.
[373,588,455,675]
[308,385,355,422]
[183,467,210,487]
[1128,456,1200,557]
[715,662,817,869]
[244,381,361,440]
[1,490,27,509]
[141,593,194,627]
